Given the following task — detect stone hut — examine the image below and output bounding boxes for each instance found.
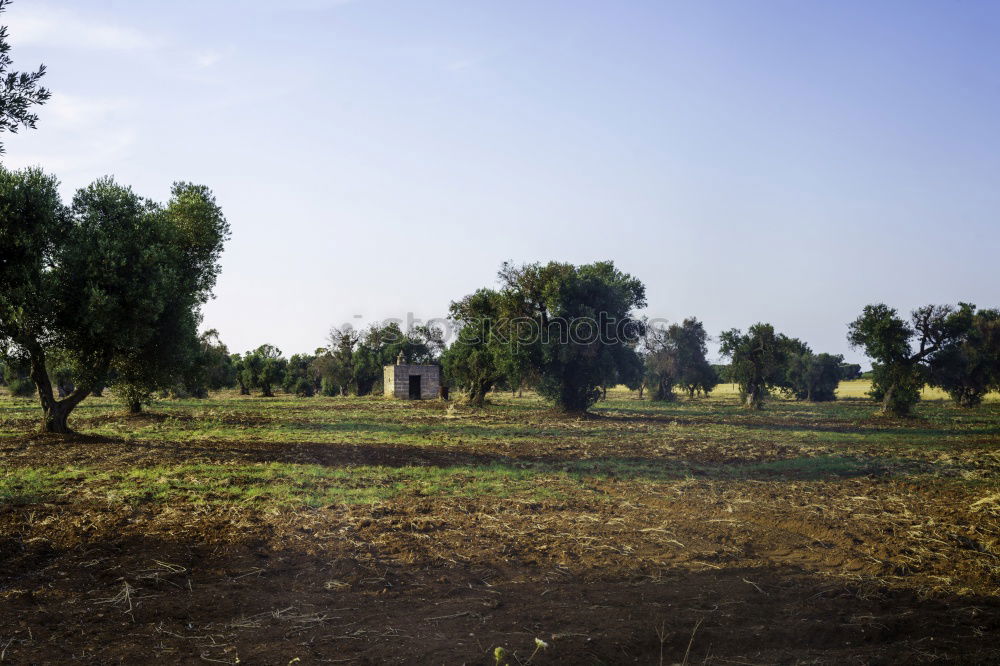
[383,351,440,400]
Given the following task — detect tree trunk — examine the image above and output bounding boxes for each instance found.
[26,345,92,433]
[468,390,485,407]
[881,385,897,415]
[468,379,491,407]
[42,400,72,434]
[638,384,644,400]
[129,400,143,414]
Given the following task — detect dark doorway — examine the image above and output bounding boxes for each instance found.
[408,375,421,400]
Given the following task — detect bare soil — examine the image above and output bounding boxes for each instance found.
[2,405,999,664]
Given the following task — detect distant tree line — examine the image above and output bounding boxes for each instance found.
[5,221,998,427]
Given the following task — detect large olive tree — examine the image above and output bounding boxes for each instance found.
[0,168,229,432]
[496,261,646,413]
[928,305,1000,408]
[847,303,967,416]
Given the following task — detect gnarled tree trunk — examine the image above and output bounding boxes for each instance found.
[744,383,765,410]
[467,378,493,407]
[42,399,73,433]
[28,348,92,433]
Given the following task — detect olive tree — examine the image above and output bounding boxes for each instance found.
[496,261,646,413]
[195,329,238,392]
[315,327,359,396]
[847,303,967,416]
[665,318,718,398]
[441,288,505,406]
[719,323,795,409]
[0,168,228,432]
[785,351,843,402]
[241,345,285,397]
[928,306,1000,407]
[643,325,679,402]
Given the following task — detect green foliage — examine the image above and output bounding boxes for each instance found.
[712,363,733,383]
[643,326,678,402]
[848,303,969,416]
[0,167,229,431]
[292,377,315,397]
[283,353,319,396]
[1,357,29,395]
[241,345,286,397]
[719,323,797,409]
[641,318,720,403]
[0,0,51,154]
[314,328,358,396]
[194,329,237,392]
[838,363,863,381]
[493,261,646,412]
[928,307,1000,407]
[7,376,33,397]
[95,181,229,413]
[785,351,844,402]
[441,288,505,406]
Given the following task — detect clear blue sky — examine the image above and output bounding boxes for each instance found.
[4,0,999,365]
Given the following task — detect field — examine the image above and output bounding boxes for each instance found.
[1,381,999,664]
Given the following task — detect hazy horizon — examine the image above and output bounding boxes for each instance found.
[3,0,998,365]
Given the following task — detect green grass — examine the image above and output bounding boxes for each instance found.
[0,454,899,510]
[0,462,574,507]
[2,380,998,510]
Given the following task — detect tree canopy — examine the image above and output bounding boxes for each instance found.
[440,288,506,406]
[719,324,793,409]
[927,306,1000,408]
[848,303,968,416]
[0,167,229,431]
[493,260,646,412]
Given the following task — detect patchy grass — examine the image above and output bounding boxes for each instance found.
[1,382,999,664]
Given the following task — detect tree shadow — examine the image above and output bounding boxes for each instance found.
[5,434,944,483]
[2,525,998,665]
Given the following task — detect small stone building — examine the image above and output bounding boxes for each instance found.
[383,351,441,400]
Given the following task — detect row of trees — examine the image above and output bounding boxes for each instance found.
[718,325,851,409]
[166,322,446,401]
[848,303,1000,415]
[201,260,647,414]
[709,303,999,415]
[436,263,872,412]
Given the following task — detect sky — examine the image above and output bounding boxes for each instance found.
[2,0,999,366]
